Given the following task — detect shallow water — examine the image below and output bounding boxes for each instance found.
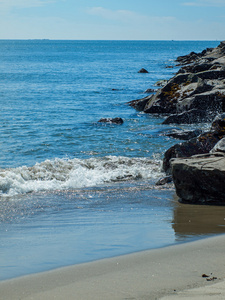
[0,40,223,281]
[1,182,225,280]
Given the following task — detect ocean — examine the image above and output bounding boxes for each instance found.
[1,40,224,281]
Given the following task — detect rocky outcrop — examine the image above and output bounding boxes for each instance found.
[130,41,225,123]
[171,153,225,204]
[128,41,225,204]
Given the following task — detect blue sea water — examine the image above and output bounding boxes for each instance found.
[1,40,224,280]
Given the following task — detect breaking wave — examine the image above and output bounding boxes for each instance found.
[0,156,162,197]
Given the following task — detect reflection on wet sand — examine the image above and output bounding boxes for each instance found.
[172,194,225,240]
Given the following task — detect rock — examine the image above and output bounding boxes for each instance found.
[130,42,225,123]
[165,129,202,140]
[211,137,225,153]
[171,153,225,204]
[143,88,155,94]
[138,68,149,73]
[211,113,225,135]
[98,117,124,125]
[154,80,168,87]
[163,131,220,174]
[155,176,173,186]
[127,95,152,111]
[176,51,200,65]
[176,89,225,113]
[162,109,216,124]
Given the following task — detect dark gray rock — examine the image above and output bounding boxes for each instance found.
[98,117,124,125]
[163,131,220,174]
[138,68,149,73]
[132,41,225,122]
[127,95,152,111]
[211,113,225,135]
[162,109,216,124]
[165,129,203,140]
[171,153,225,204]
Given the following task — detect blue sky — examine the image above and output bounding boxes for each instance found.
[0,0,224,40]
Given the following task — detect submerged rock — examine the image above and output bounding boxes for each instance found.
[98,117,124,125]
[171,153,225,204]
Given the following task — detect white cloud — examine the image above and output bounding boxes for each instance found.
[183,0,225,7]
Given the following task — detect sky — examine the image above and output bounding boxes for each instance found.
[0,0,224,40]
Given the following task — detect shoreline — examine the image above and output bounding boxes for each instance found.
[1,234,225,299]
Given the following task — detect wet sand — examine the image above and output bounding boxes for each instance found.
[1,234,225,300]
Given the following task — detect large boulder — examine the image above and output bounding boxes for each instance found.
[171,153,225,204]
[163,131,220,173]
[163,113,225,173]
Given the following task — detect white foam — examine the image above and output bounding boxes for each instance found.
[0,156,162,197]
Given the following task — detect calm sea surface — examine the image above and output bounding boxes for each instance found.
[1,40,224,280]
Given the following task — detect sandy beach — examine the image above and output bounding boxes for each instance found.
[1,234,225,300]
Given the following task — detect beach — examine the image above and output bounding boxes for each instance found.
[1,40,225,297]
[1,234,225,300]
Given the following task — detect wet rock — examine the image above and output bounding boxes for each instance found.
[98,117,124,125]
[165,129,203,140]
[138,68,149,73]
[155,176,173,186]
[171,153,225,204]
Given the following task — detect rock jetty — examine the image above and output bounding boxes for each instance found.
[129,41,225,204]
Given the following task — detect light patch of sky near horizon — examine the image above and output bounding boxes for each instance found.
[0,0,224,40]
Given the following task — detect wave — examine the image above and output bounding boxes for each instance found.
[0,156,162,197]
